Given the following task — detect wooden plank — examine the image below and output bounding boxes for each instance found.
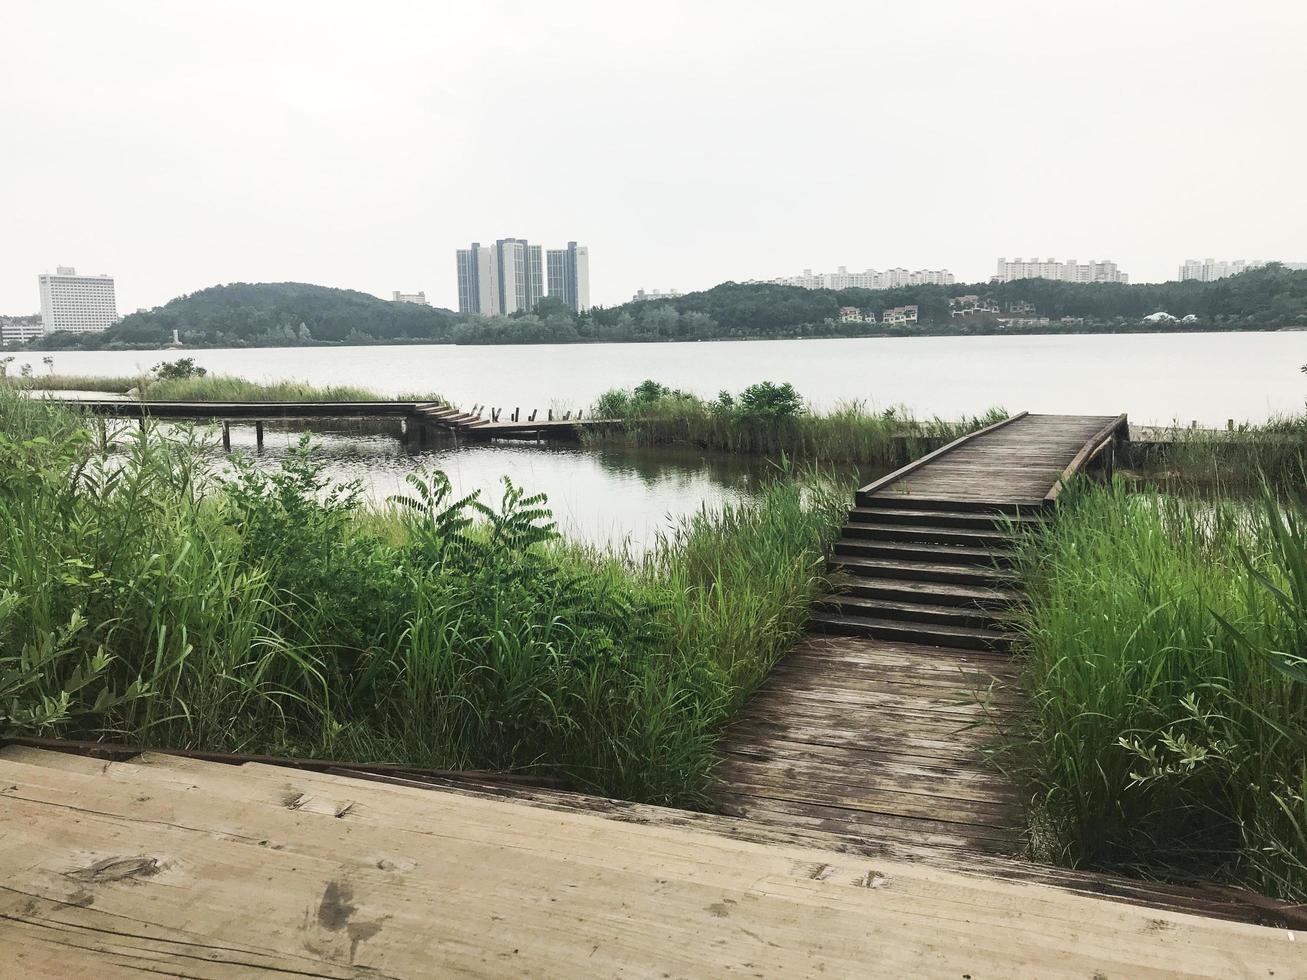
[4,755,1299,974]
[857,411,1030,497]
[1045,413,1129,502]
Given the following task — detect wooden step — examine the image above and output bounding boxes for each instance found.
[857,494,1048,516]
[809,612,1010,652]
[833,539,1016,568]
[819,594,1015,631]
[831,576,1020,609]
[848,507,1049,531]
[840,522,1013,548]
[829,556,1018,587]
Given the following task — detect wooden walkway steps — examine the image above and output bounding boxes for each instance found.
[1,746,1300,977]
[712,414,1165,873]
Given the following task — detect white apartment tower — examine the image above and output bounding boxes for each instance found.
[457,238,586,315]
[994,258,1128,284]
[546,241,591,312]
[456,243,499,315]
[38,266,119,334]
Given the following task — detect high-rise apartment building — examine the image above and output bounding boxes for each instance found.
[546,241,590,312]
[456,243,499,315]
[1178,258,1307,281]
[771,266,955,290]
[457,238,585,315]
[994,258,1128,284]
[493,239,545,315]
[38,266,119,334]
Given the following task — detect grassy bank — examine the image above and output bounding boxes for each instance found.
[585,379,1007,463]
[15,372,442,403]
[1127,418,1307,488]
[1013,480,1307,901]
[0,386,848,805]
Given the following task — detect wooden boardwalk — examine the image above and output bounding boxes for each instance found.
[713,413,1127,858]
[41,397,607,441]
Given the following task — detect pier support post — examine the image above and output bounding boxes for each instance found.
[255,421,264,451]
[222,422,231,452]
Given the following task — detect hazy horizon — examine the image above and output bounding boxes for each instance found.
[3,1,1305,315]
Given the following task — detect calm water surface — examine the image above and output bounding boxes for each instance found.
[174,422,855,551]
[17,331,1307,426]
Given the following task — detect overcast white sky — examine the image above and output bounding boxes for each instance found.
[2,1,1304,314]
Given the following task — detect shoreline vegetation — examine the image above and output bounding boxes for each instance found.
[0,384,850,805]
[1012,482,1307,902]
[5,264,1306,351]
[584,379,1008,464]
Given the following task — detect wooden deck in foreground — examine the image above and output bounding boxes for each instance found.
[0,746,1300,978]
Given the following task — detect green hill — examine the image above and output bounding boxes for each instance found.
[48,282,460,348]
[28,265,1307,350]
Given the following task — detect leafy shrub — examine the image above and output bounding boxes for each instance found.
[152,357,208,381]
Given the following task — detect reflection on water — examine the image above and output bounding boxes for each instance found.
[166,419,838,551]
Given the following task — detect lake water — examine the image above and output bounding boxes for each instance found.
[14,331,1307,426]
[147,421,856,552]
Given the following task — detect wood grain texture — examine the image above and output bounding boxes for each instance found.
[0,748,1300,978]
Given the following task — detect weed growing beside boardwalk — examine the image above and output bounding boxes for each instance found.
[0,387,848,805]
[1013,480,1307,901]
[586,378,1007,464]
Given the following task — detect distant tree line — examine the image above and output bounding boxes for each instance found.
[15,265,1307,351]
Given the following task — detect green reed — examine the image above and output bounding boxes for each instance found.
[1012,478,1307,900]
[0,384,850,806]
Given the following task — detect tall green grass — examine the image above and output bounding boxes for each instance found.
[16,372,444,403]
[1013,479,1307,900]
[0,385,848,805]
[586,379,1006,463]
[1128,418,1307,489]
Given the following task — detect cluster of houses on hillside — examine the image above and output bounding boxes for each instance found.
[837,304,919,325]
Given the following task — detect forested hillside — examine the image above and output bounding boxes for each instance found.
[19,265,1307,350]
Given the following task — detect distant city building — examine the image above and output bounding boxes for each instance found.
[457,242,498,315]
[994,258,1128,284]
[997,316,1051,328]
[546,241,591,313]
[457,238,582,315]
[881,305,918,325]
[949,295,1000,318]
[837,306,871,323]
[1178,258,1307,281]
[773,266,954,290]
[0,315,44,344]
[1143,311,1177,323]
[391,290,429,305]
[631,288,682,303]
[38,266,118,334]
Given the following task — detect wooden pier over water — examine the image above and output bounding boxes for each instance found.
[713,414,1127,858]
[43,397,608,446]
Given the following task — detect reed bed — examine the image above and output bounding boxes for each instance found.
[1128,417,1307,488]
[14,372,444,403]
[0,385,849,805]
[585,379,1007,464]
[1013,479,1307,901]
